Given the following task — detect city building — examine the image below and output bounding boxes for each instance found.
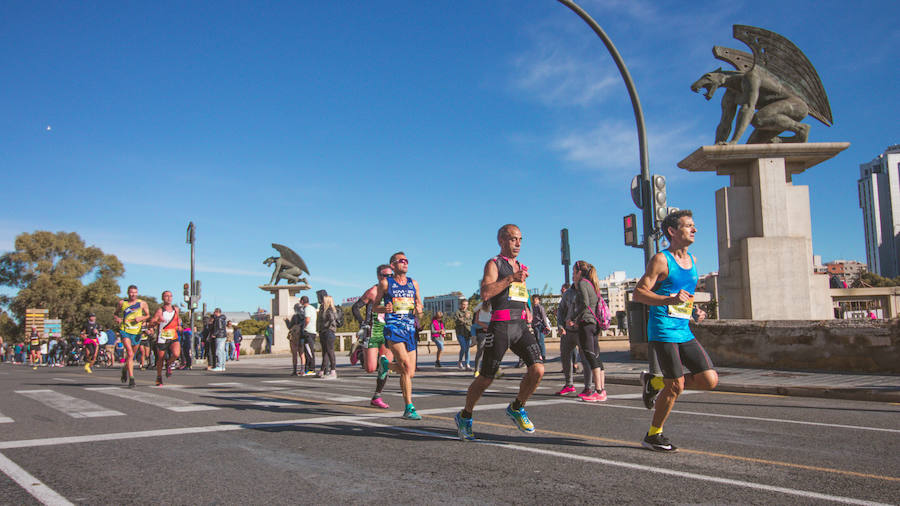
[824,260,867,287]
[423,292,464,315]
[858,144,900,277]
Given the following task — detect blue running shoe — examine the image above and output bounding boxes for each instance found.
[455,412,475,441]
[506,403,535,433]
[377,355,390,381]
[402,404,421,420]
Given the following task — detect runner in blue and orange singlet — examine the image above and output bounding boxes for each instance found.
[114,284,150,388]
[634,209,719,452]
[373,252,423,420]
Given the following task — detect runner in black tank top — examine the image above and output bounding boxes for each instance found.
[454,224,545,441]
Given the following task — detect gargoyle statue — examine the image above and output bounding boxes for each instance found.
[263,243,309,285]
[691,25,832,144]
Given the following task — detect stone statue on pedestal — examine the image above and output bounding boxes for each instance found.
[263,243,309,286]
[690,25,833,145]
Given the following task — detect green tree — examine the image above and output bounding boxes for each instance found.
[855,272,900,287]
[0,231,124,337]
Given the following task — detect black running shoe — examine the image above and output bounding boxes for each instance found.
[642,432,677,452]
[156,376,163,386]
[166,364,172,378]
[121,366,128,384]
[641,371,660,410]
[128,377,136,389]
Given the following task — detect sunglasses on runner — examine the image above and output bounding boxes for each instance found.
[394,258,408,265]
[379,271,393,278]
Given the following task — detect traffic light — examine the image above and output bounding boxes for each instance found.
[193,280,201,298]
[183,283,190,297]
[652,174,667,223]
[623,214,639,247]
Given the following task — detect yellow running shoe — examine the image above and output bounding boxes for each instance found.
[84,364,92,374]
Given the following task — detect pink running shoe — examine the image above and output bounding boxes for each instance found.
[577,390,593,401]
[556,385,576,396]
[370,397,389,409]
[595,389,608,402]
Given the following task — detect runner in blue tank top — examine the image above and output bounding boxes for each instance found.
[373,251,424,420]
[634,210,719,452]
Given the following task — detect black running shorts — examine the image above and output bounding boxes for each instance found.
[479,320,543,379]
[649,339,715,379]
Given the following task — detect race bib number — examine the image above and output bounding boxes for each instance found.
[508,282,528,302]
[668,298,694,320]
[392,297,414,314]
[160,329,176,340]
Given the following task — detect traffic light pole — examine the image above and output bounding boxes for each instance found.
[557,0,655,266]
[187,222,196,340]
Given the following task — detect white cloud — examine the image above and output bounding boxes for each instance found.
[511,46,620,108]
[444,261,463,268]
[549,120,706,177]
[307,275,362,289]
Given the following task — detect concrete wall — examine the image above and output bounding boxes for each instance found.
[630,319,899,373]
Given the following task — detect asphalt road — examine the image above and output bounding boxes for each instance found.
[0,359,897,505]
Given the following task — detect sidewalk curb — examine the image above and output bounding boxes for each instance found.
[604,375,900,404]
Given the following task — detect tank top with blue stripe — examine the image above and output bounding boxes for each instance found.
[648,250,698,343]
[383,276,417,331]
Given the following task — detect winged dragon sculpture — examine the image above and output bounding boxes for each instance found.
[690,25,833,144]
[263,243,309,285]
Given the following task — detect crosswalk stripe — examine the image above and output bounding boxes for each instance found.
[0,412,12,424]
[87,387,219,412]
[208,382,281,392]
[15,390,124,418]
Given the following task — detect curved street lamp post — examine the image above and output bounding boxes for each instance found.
[556,0,656,266]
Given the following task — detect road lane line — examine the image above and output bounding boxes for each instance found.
[0,451,73,505]
[15,390,124,418]
[208,382,282,392]
[353,420,891,506]
[426,414,900,483]
[575,403,900,433]
[87,387,219,412]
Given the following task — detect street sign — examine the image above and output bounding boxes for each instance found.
[44,319,62,338]
[630,175,643,209]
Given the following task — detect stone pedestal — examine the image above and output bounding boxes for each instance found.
[678,143,849,320]
[259,284,310,354]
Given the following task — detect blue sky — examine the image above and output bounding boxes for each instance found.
[2,1,898,312]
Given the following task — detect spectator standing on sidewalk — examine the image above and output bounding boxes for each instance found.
[301,296,318,375]
[180,327,193,369]
[431,312,446,368]
[210,310,228,372]
[287,304,306,376]
[232,325,242,361]
[453,300,473,370]
[264,323,274,354]
[470,300,491,377]
[530,295,550,361]
[226,322,236,361]
[317,296,338,379]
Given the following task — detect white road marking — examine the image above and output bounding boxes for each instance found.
[354,420,889,506]
[15,390,124,419]
[0,451,73,505]
[0,399,570,450]
[262,380,300,385]
[579,402,900,433]
[208,382,281,392]
[0,412,12,424]
[87,387,219,412]
[52,378,75,383]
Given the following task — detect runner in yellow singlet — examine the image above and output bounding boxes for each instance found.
[114,284,150,388]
